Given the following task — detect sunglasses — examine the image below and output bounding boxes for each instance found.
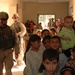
[12,17,18,19]
[1,19,7,20]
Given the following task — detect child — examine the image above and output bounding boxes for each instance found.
[50,36,68,75]
[23,34,43,75]
[39,29,51,52]
[36,29,42,38]
[42,35,51,49]
[38,48,59,75]
[60,66,75,75]
[58,16,75,57]
[50,27,57,36]
[41,29,51,39]
[66,46,75,70]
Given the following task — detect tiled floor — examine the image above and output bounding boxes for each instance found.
[3,62,26,75]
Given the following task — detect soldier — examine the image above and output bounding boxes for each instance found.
[11,13,26,67]
[0,11,15,75]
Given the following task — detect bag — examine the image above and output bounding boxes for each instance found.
[0,25,15,49]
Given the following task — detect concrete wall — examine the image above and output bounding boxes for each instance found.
[23,2,69,24]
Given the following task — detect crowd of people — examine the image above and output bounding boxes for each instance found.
[0,11,75,75]
[24,16,75,75]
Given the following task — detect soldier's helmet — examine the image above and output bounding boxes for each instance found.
[12,13,19,19]
[0,11,9,20]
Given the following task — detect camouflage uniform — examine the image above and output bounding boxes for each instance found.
[11,14,26,66]
[0,12,15,75]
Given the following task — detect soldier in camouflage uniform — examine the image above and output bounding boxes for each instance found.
[0,11,15,75]
[11,13,26,67]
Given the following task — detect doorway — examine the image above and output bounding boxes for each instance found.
[38,14,55,29]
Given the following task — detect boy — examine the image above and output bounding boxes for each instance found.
[58,16,75,57]
[50,36,68,75]
[42,35,51,49]
[39,29,51,52]
[38,48,59,75]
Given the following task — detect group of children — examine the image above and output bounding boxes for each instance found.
[23,15,75,75]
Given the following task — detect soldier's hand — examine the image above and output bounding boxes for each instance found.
[16,33,19,37]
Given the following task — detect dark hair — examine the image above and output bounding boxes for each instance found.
[50,27,57,33]
[72,46,75,52]
[64,16,73,22]
[43,48,59,61]
[38,48,59,73]
[25,34,41,53]
[60,66,75,75]
[50,35,61,43]
[41,29,50,35]
[42,35,51,44]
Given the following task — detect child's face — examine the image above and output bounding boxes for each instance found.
[42,31,50,38]
[31,40,41,51]
[43,39,51,49]
[50,30,56,36]
[63,70,73,75]
[37,31,41,37]
[64,18,73,29]
[43,59,59,75]
[50,38,61,50]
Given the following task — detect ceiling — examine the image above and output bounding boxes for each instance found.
[23,0,69,3]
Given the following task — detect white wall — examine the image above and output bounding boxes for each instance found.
[73,0,75,20]
[1,0,75,24]
[0,0,23,25]
[69,0,75,20]
[69,0,73,15]
[23,2,69,24]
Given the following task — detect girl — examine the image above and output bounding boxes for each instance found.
[38,48,59,75]
[60,66,75,75]
[23,34,43,75]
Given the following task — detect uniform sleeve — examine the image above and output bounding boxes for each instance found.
[18,23,26,37]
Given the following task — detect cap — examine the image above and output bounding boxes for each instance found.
[12,13,19,19]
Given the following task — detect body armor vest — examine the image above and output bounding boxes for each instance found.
[0,25,15,49]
